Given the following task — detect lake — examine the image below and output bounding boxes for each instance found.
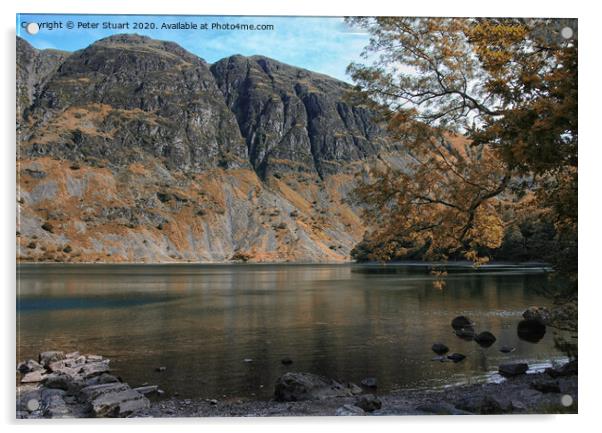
[16,263,570,400]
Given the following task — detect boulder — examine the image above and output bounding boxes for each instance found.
[335,404,365,416]
[447,353,466,363]
[90,388,150,417]
[498,363,529,377]
[517,320,546,343]
[451,316,473,329]
[522,306,551,325]
[431,343,449,355]
[355,394,382,412]
[274,372,361,402]
[39,351,65,367]
[474,331,497,348]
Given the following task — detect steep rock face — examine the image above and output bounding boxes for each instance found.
[16,34,394,263]
[20,35,248,171]
[17,158,366,262]
[210,55,387,178]
[16,38,69,127]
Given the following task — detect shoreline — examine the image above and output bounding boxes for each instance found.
[16,351,577,418]
[148,371,578,417]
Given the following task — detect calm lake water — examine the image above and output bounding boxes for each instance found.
[16,263,570,400]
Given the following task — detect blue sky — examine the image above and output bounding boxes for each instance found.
[16,14,370,82]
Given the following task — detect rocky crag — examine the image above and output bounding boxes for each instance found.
[17,34,395,263]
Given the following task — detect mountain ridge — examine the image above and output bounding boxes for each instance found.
[16,34,395,263]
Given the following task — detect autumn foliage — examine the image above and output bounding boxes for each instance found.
[347,18,577,276]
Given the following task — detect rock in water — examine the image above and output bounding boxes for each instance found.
[499,363,529,377]
[474,331,497,347]
[274,372,361,402]
[517,319,546,343]
[431,343,449,355]
[454,327,476,340]
[499,346,515,353]
[281,357,293,365]
[522,306,551,325]
[355,394,382,412]
[447,353,466,363]
[451,316,473,330]
[360,377,377,388]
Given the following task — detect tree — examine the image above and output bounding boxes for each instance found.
[347,18,577,278]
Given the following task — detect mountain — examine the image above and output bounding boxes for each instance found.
[16,34,395,263]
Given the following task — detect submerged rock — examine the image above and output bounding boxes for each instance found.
[281,357,293,365]
[431,343,449,355]
[499,346,516,354]
[474,331,497,348]
[274,372,361,402]
[454,327,476,340]
[360,377,377,388]
[451,316,473,329]
[447,353,466,363]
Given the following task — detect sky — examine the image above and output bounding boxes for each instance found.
[16,14,370,82]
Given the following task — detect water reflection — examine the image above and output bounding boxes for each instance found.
[17,263,567,400]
